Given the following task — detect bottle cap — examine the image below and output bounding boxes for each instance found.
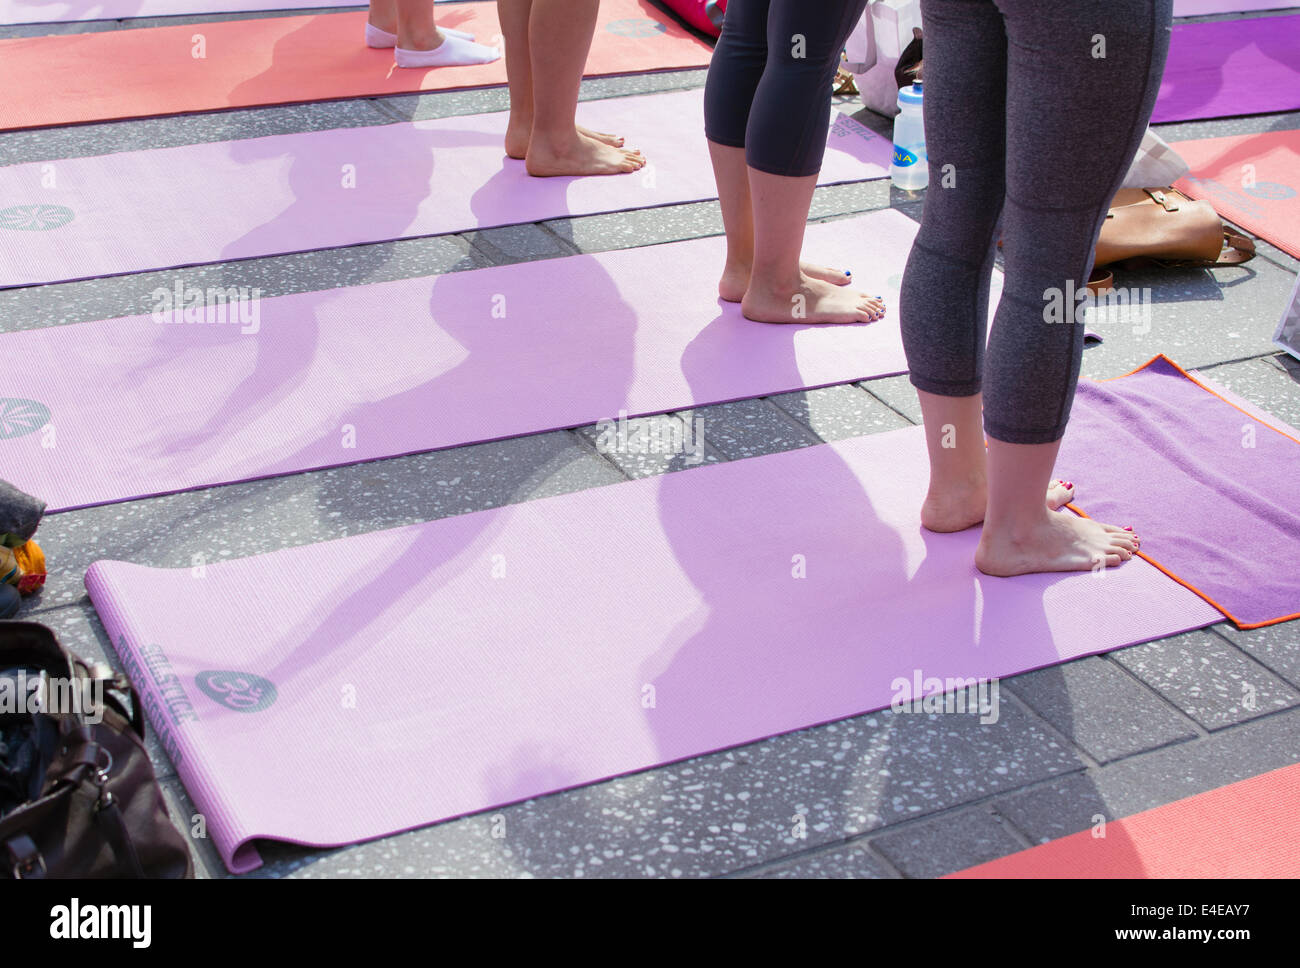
[898,81,923,106]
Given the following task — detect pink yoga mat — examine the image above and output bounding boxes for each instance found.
[85,423,1223,873]
[1154,15,1300,123]
[1173,129,1300,261]
[2,209,951,512]
[0,88,891,288]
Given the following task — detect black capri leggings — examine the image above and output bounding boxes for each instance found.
[704,0,870,177]
[900,0,1172,444]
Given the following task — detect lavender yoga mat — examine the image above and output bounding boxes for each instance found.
[0,0,444,25]
[2,209,949,512]
[85,423,1223,873]
[1056,356,1300,629]
[0,88,891,288]
[1154,15,1300,123]
[1173,0,1294,15]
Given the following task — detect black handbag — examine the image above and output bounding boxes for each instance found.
[0,621,193,878]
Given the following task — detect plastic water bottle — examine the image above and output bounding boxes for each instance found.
[890,81,927,191]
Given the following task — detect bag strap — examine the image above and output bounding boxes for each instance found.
[93,794,147,878]
[1216,228,1256,266]
[5,834,46,879]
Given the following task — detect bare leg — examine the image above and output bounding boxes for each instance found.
[499,0,537,159]
[522,0,645,176]
[708,140,861,303]
[369,0,397,33]
[739,168,886,324]
[915,389,1074,533]
[498,0,624,158]
[394,0,439,50]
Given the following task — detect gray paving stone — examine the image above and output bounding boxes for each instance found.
[241,699,1082,879]
[1195,354,1300,431]
[746,842,895,879]
[1212,621,1300,691]
[0,20,120,38]
[573,412,723,480]
[1004,657,1198,765]
[0,100,390,167]
[464,222,576,264]
[545,200,723,255]
[769,383,913,442]
[27,430,623,609]
[379,69,707,123]
[994,706,1300,844]
[859,373,923,425]
[114,7,360,30]
[0,234,489,332]
[159,775,225,880]
[869,807,1028,878]
[681,397,821,460]
[1110,629,1298,730]
[807,180,891,221]
[1077,256,1293,376]
[1155,108,1300,146]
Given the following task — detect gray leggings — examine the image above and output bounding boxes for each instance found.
[900,0,1173,444]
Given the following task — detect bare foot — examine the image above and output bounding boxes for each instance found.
[718,260,852,303]
[740,271,886,325]
[525,130,646,176]
[922,478,1075,533]
[506,123,628,161]
[504,118,531,160]
[578,125,624,148]
[975,511,1140,577]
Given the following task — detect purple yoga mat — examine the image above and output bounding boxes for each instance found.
[2,209,954,512]
[1154,15,1300,123]
[85,422,1223,873]
[0,88,891,288]
[1056,356,1300,629]
[1173,0,1293,15]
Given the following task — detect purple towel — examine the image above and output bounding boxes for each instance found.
[1056,356,1300,628]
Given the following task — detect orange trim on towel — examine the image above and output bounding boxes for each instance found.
[1067,354,1300,630]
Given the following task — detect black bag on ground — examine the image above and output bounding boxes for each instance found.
[0,621,193,878]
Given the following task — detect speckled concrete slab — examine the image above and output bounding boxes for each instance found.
[1005,657,1199,765]
[869,808,1028,878]
[746,842,896,879]
[0,234,491,333]
[1214,623,1300,689]
[1196,354,1300,429]
[993,706,1300,844]
[1109,629,1299,730]
[242,700,1084,879]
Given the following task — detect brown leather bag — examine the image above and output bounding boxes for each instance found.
[0,621,193,878]
[1096,187,1255,270]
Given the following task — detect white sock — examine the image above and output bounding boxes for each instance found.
[365,23,476,49]
[394,33,501,68]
